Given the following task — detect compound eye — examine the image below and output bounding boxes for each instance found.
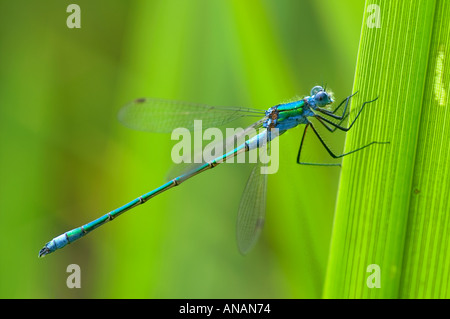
[315,92,331,106]
[311,86,324,96]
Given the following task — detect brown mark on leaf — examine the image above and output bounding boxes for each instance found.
[134,98,146,103]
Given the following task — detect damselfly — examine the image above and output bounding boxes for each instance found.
[39,86,387,257]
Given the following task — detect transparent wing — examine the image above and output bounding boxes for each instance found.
[166,118,266,180]
[236,134,269,255]
[118,98,265,133]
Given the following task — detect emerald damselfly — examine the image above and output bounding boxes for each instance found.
[39,86,386,257]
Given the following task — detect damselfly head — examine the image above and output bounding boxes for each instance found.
[312,87,334,107]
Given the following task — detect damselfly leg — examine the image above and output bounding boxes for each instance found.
[297,95,387,166]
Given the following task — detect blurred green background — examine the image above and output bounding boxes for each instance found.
[0,0,364,298]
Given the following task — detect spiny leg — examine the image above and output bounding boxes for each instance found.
[314,97,379,132]
[307,120,389,160]
[296,123,341,166]
[297,95,387,166]
[315,113,350,133]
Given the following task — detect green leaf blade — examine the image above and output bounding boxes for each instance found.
[324,0,437,298]
[400,0,450,298]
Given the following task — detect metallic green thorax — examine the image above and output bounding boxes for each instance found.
[276,100,305,122]
[263,99,309,132]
